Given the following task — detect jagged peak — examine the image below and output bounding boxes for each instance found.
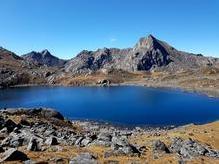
[134,34,160,50]
[41,49,52,57]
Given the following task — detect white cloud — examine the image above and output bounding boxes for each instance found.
[110,38,117,43]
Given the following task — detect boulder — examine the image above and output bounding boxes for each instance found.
[27,137,42,151]
[0,148,29,162]
[45,136,59,146]
[69,153,97,164]
[169,137,210,159]
[4,119,17,133]
[111,136,129,147]
[152,140,169,153]
[0,146,4,153]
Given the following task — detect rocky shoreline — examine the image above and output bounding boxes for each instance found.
[0,108,219,163]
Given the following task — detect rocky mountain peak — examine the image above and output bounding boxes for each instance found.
[134,34,160,50]
[41,49,51,56]
[22,50,66,67]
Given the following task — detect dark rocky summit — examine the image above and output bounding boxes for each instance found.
[22,49,66,67]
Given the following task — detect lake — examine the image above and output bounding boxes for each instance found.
[0,86,219,127]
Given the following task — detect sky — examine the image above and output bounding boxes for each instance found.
[0,0,219,59]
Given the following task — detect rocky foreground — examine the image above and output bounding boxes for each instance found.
[0,108,219,163]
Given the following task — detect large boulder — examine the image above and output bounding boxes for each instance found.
[27,137,42,151]
[70,153,97,164]
[0,148,29,162]
[169,137,219,159]
[152,140,169,153]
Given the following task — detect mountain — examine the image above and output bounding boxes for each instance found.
[22,49,66,67]
[65,35,218,74]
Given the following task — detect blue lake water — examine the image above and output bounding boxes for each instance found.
[0,86,219,126]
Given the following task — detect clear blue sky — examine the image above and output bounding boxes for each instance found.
[0,0,219,59]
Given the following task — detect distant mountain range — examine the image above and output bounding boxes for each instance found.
[0,34,219,88]
[1,35,218,72]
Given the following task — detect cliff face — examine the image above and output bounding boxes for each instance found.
[65,35,219,74]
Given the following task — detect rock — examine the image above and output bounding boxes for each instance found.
[97,132,112,142]
[27,137,42,151]
[74,136,84,146]
[206,149,219,158]
[81,137,93,146]
[169,137,212,159]
[0,148,29,162]
[69,153,97,164]
[152,140,169,153]
[91,140,112,147]
[111,136,129,147]
[2,108,64,120]
[169,137,184,153]
[45,136,59,146]
[0,146,4,153]
[4,119,17,133]
[97,79,111,86]
[30,108,64,120]
[19,119,31,126]
[0,116,5,130]
[120,145,140,156]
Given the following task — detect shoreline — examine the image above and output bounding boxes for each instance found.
[3,81,219,99]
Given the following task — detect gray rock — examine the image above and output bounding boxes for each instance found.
[27,137,42,151]
[111,136,129,147]
[152,140,169,153]
[81,137,93,146]
[0,146,4,153]
[4,119,17,133]
[0,148,29,162]
[45,136,59,146]
[169,137,214,159]
[74,136,84,146]
[69,153,97,164]
[97,132,112,142]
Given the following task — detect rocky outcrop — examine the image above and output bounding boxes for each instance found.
[22,49,66,67]
[1,108,64,120]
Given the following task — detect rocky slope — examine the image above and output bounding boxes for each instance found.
[0,108,219,163]
[22,49,66,67]
[65,35,219,74]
